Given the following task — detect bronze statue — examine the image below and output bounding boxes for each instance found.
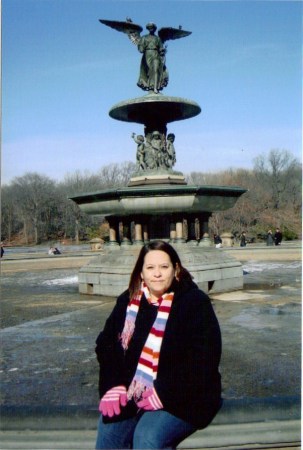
[165,133,176,168]
[100,19,191,93]
[132,133,146,170]
[132,130,177,171]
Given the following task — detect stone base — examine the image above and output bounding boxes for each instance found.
[128,173,187,187]
[78,245,243,297]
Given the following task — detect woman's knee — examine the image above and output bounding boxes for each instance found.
[95,416,134,449]
[133,426,169,449]
[133,411,196,449]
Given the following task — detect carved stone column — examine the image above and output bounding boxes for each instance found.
[143,223,149,243]
[175,218,185,243]
[195,218,201,241]
[199,214,211,247]
[133,222,143,245]
[187,215,198,245]
[107,218,119,246]
[169,221,176,242]
[121,220,132,246]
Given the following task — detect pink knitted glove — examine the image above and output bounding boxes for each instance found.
[99,385,128,417]
[136,388,163,411]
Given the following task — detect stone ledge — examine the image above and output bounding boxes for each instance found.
[179,420,300,449]
[0,396,300,430]
[0,421,300,450]
[0,398,300,449]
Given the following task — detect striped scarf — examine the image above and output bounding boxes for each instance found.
[120,282,174,401]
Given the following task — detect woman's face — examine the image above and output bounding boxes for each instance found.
[141,250,175,300]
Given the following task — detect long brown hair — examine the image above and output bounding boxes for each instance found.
[128,240,193,298]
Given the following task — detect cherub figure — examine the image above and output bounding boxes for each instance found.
[100,19,191,93]
[132,133,146,170]
[150,131,164,167]
[166,133,177,168]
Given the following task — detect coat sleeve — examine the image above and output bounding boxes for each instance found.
[95,292,129,397]
[154,288,222,428]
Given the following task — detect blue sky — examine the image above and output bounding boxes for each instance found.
[2,0,302,185]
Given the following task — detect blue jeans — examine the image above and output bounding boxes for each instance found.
[95,410,197,449]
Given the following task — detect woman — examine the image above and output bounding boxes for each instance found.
[240,231,247,247]
[274,228,283,246]
[95,240,222,449]
[266,230,274,246]
[214,234,222,249]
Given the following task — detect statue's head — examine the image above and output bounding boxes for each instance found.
[146,22,157,32]
[167,133,175,142]
[152,131,161,139]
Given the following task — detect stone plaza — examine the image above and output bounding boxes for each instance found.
[0,242,301,449]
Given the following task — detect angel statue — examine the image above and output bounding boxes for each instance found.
[99,19,191,94]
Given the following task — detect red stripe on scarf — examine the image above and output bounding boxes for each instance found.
[150,328,165,337]
[138,356,153,368]
[159,305,173,313]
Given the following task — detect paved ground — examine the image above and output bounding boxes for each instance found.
[0,242,301,449]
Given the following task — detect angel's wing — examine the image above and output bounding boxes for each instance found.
[158,27,192,43]
[99,19,143,45]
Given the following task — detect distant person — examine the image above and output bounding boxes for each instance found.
[1,242,4,258]
[95,240,222,449]
[266,230,274,246]
[240,232,247,247]
[214,234,222,248]
[274,228,283,246]
[48,247,61,255]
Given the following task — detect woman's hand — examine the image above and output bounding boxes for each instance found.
[136,388,163,410]
[99,385,128,417]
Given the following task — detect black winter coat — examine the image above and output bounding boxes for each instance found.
[95,281,222,429]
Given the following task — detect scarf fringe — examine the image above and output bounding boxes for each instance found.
[120,320,135,351]
[127,379,146,402]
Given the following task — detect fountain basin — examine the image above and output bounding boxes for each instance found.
[70,185,246,217]
[109,93,201,124]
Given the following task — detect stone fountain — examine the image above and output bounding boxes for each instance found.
[70,19,246,296]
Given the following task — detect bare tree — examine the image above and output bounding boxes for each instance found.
[1,185,22,241]
[10,173,58,244]
[193,159,301,240]
[57,163,136,243]
[1,154,301,245]
[254,149,300,210]
[98,162,136,188]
